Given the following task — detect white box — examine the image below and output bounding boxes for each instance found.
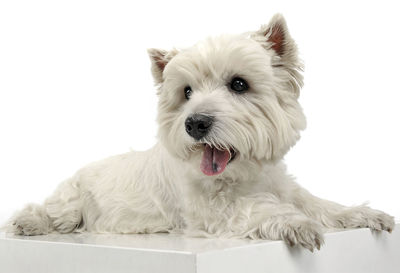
[1,223,399,273]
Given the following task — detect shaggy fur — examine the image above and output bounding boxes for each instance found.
[4,14,394,251]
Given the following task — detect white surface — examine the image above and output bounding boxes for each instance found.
[1,224,399,273]
[0,0,399,223]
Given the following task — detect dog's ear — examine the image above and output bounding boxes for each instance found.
[253,14,303,97]
[257,14,293,57]
[148,48,178,84]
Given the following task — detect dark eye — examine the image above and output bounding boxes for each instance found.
[230,77,249,93]
[184,86,192,100]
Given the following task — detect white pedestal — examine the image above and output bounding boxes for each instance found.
[1,224,399,273]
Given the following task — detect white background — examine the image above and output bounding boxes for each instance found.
[0,0,399,225]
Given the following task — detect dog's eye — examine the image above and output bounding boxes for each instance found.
[184,86,192,100]
[230,77,249,93]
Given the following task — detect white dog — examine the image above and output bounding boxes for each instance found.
[5,14,394,251]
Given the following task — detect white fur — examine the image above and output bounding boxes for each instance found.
[5,14,394,251]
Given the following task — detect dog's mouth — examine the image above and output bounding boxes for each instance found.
[200,144,236,176]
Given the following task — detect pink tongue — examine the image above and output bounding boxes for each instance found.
[200,145,231,176]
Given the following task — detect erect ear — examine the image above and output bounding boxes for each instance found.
[253,14,303,96]
[256,14,296,58]
[147,48,178,85]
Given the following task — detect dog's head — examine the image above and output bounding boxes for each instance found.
[148,14,306,178]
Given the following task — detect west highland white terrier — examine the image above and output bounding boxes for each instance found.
[5,14,394,251]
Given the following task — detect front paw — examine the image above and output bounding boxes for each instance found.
[280,218,325,252]
[339,206,395,232]
[255,216,325,252]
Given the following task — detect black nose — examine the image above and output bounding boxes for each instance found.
[185,114,213,140]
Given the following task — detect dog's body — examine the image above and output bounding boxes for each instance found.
[6,14,394,251]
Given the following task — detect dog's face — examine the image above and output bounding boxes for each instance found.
[149,14,306,178]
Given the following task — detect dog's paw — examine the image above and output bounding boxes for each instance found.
[279,218,325,252]
[252,216,325,252]
[339,206,395,233]
[10,219,45,236]
[7,204,51,236]
[364,210,395,232]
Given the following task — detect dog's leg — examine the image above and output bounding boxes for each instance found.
[286,182,395,232]
[6,177,83,235]
[186,193,325,251]
[44,177,83,234]
[237,194,324,251]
